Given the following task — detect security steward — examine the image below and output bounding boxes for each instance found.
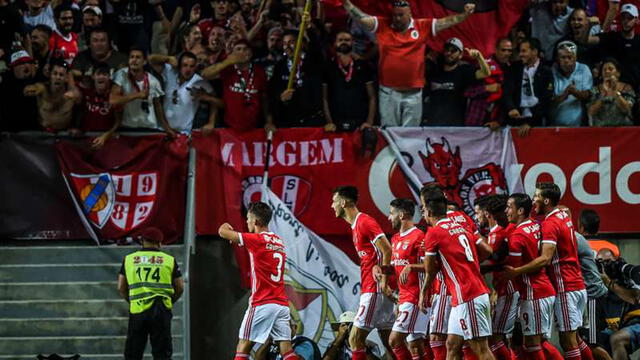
[118,228,184,360]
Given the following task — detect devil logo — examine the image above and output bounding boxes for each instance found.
[419,137,508,218]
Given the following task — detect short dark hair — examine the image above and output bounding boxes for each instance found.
[248,201,272,226]
[509,193,532,217]
[178,51,197,66]
[32,24,53,37]
[447,200,461,210]
[474,194,491,209]
[333,186,358,204]
[49,57,69,72]
[54,4,73,19]
[536,182,561,206]
[420,183,444,203]
[579,209,600,235]
[521,37,542,54]
[425,196,447,217]
[128,45,147,58]
[283,29,299,39]
[89,27,110,40]
[496,37,511,48]
[601,57,622,75]
[93,62,111,75]
[390,198,415,218]
[485,194,509,217]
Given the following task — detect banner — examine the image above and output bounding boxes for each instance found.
[0,135,90,239]
[512,127,640,234]
[262,187,361,350]
[56,135,189,243]
[384,127,523,221]
[342,0,529,55]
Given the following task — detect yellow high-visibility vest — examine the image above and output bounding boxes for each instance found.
[124,250,175,314]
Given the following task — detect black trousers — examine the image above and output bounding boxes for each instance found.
[124,299,173,360]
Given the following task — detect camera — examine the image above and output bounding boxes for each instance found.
[597,257,640,289]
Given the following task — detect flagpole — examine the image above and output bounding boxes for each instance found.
[261,130,274,193]
[286,0,313,90]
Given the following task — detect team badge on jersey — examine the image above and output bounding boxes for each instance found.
[411,30,419,39]
[68,171,158,231]
[242,175,312,216]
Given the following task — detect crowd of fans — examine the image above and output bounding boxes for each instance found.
[0,0,639,143]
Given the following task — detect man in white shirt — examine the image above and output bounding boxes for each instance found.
[110,46,174,135]
[23,0,60,30]
[149,51,216,134]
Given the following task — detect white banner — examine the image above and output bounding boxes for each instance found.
[262,187,361,351]
[383,127,524,220]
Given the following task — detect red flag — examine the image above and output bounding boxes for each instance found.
[56,135,188,243]
[351,0,528,55]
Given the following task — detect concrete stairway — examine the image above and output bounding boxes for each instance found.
[0,244,185,360]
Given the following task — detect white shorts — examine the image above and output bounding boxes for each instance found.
[554,290,587,332]
[519,296,555,337]
[448,294,492,340]
[429,293,452,334]
[239,303,291,344]
[492,292,520,335]
[392,302,429,339]
[407,306,430,342]
[354,292,395,331]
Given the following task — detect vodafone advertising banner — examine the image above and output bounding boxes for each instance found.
[512,127,640,233]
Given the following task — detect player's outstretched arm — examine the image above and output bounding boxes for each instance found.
[434,3,474,33]
[504,242,555,280]
[218,223,241,244]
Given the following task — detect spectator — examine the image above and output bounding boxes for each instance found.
[150,52,217,134]
[198,0,231,41]
[589,4,640,90]
[502,38,555,136]
[239,0,257,26]
[343,0,475,127]
[110,46,173,134]
[110,0,153,54]
[23,58,81,131]
[203,40,273,132]
[30,24,52,78]
[270,27,324,128]
[321,311,381,360]
[560,8,601,69]
[77,5,103,52]
[551,40,593,126]
[206,25,227,65]
[49,4,79,65]
[322,30,375,132]
[78,63,118,147]
[255,319,322,360]
[255,27,284,80]
[23,0,60,30]
[531,0,573,62]
[0,0,25,65]
[180,24,206,56]
[477,37,515,128]
[423,37,491,126]
[587,58,635,126]
[72,28,127,80]
[0,50,41,131]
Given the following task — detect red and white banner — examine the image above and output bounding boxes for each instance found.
[56,135,189,243]
[512,127,640,234]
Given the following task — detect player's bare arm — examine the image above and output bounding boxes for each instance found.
[400,263,426,284]
[343,0,376,32]
[117,274,129,302]
[475,239,493,262]
[503,242,555,280]
[373,235,392,292]
[434,3,474,33]
[218,223,241,244]
[419,254,437,311]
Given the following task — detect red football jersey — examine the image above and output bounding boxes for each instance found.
[541,208,586,293]
[507,220,556,300]
[351,213,386,294]
[488,223,517,296]
[391,227,425,305]
[375,16,435,89]
[424,218,489,306]
[239,232,288,307]
[49,30,79,65]
[447,210,479,235]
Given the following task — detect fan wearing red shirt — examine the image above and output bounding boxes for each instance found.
[50,5,79,65]
[420,189,494,360]
[501,193,560,360]
[331,186,394,360]
[342,0,476,127]
[217,202,299,360]
[203,40,275,132]
[387,198,428,360]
